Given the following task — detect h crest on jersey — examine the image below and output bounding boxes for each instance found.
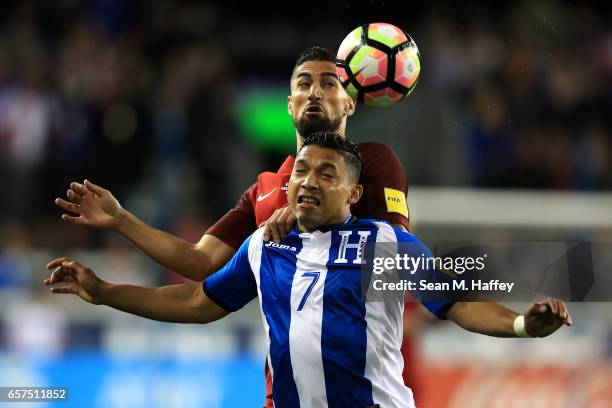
[334,230,371,264]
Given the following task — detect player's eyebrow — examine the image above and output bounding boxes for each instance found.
[317,161,338,172]
[295,73,313,80]
[295,71,339,81]
[320,71,339,80]
[295,158,338,171]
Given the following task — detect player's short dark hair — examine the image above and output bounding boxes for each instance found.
[300,131,362,183]
[295,46,336,67]
[291,47,336,82]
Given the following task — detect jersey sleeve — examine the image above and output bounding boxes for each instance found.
[357,143,410,230]
[205,182,258,249]
[203,234,258,312]
[395,229,455,319]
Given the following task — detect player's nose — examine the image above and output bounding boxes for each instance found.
[307,83,322,100]
[301,173,319,189]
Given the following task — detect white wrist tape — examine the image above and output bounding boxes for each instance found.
[513,315,531,338]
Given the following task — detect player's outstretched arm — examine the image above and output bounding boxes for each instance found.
[45,257,229,324]
[55,180,235,281]
[446,300,572,338]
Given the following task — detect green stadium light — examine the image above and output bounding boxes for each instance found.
[237,88,295,150]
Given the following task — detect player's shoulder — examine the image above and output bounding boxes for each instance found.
[254,156,294,184]
[356,142,397,161]
[352,217,419,243]
[252,226,266,240]
[235,226,266,253]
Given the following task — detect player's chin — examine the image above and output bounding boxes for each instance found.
[296,206,319,217]
[295,211,320,227]
[301,115,328,127]
[297,116,332,135]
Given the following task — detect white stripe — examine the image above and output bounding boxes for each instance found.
[364,222,415,408]
[248,229,274,384]
[289,231,331,408]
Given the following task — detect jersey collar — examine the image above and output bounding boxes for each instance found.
[278,156,295,175]
[297,214,355,236]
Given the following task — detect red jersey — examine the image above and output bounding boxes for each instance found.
[207,142,409,248]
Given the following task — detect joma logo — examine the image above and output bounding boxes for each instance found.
[265,241,297,252]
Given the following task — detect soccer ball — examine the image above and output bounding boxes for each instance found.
[336,23,421,107]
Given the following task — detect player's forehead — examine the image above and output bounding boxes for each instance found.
[296,145,345,170]
[292,60,339,81]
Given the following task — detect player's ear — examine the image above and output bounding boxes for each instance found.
[345,95,356,117]
[348,184,363,205]
[288,95,293,116]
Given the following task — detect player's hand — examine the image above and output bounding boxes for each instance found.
[55,180,123,229]
[523,298,572,337]
[261,206,296,243]
[44,257,107,304]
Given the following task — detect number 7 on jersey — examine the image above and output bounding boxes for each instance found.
[297,272,320,311]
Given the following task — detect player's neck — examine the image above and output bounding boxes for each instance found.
[297,213,352,233]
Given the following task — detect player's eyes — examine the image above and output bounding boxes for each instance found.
[294,168,306,174]
[324,82,336,87]
[297,82,310,88]
[322,173,335,179]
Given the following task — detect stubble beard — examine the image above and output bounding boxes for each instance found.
[294,114,343,139]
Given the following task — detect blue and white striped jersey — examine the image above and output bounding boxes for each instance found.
[203,215,451,408]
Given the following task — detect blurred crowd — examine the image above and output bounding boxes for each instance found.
[0,1,611,290]
[426,3,612,189]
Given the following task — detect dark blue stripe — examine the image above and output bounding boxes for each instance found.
[321,224,378,406]
[202,281,234,312]
[260,231,303,407]
[202,234,258,312]
[393,228,455,320]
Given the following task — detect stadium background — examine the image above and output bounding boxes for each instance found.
[0,1,611,406]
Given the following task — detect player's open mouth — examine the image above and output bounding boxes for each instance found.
[305,105,324,115]
[297,195,320,208]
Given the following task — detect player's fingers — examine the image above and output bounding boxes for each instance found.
[47,257,68,270]
[49,267,68,284]
[564,309,573,326]
[286,210,296,223]
[264,210,283,243]
[537,304,548,314]
[57,264,82,283]
[557,302,572,326]
[542,299,558,315]
[66,189,83,204]
[70,182,87,196]
[262,221,272,241]
[285,211,297,232]
[525,302,541,317]
[270,219,282,243]
[60,261,79,274]
[62,260,81,269]
[61,214,84,224]
[84,179,104,196]
[49,281,77,294]
[44,270,74,285]
[263,210,281,241]
[557,301,567,319]
[55,198,80,214]
[276,209,291,237]
[280,208,296,234]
